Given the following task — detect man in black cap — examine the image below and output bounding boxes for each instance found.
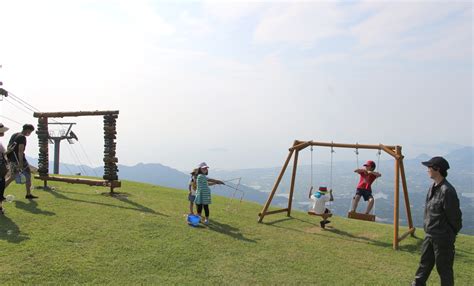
[412,156,462,286]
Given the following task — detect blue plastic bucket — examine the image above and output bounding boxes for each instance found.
[187,214,200,227]
[15,172,26,184]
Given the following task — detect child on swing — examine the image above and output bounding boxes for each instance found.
[309,186,334,228]
[350,160,381,215]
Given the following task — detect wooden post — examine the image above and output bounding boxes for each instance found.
[287,150,299,217]
[393,146,401,250]
[37,117,49,179]
[399,156,415,233]
[258,149,295,223]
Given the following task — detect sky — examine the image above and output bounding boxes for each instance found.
[0,0,472,172]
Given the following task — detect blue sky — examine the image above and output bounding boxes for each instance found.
[0,0,472,171]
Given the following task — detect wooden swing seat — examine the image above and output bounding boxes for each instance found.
[347,211,375,222]
[308,211,333,219]
[35,175,121,188]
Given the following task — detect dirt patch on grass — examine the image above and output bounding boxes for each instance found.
[100,191,130,198]
[357,232,381,240]
[304,225,335,234]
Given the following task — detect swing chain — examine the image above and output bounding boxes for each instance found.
[355,145,360,168]
[330,146,334,190]
[310,145,314,188]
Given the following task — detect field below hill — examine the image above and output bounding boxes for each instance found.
[0,179,472,285]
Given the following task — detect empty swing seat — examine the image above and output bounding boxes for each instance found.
[347,211,375,222]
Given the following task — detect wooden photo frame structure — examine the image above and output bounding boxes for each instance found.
[258,140,416,250]
[33,110,121,193]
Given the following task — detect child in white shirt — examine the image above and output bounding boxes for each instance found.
[309,186,334,228]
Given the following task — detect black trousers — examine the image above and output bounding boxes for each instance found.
[196,204,209,217]
[413,236,455,286]
[0,178,5,201]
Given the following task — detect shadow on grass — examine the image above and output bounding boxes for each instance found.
[43,188,168,217]
[0,215,29,243]
[14,200,56,216]
[262,215,423,253]
[318,227,424,253]
[261,216,319,233]
[208,220,257,243]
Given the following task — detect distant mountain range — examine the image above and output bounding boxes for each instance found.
[27,146,473,234]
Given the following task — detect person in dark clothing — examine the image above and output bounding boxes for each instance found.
[5,124,37,199]
[412,156,462,286]
[0,123,10,214]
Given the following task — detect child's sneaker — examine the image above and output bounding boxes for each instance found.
[204,219,209,225]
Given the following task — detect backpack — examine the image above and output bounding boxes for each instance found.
[7,132,21,162]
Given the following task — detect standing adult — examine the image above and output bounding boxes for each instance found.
[194,162,224,225]
[5,124,37,199]
[0,123,10,214]
[412,157,462,286]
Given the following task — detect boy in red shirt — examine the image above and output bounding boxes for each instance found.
[350,160,381,214]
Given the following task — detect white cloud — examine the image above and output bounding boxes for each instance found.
[178,10,213,37]
[401,9,472,61]
[202,0,264,23]
[351,1,471,60]
[254,2,345,46]
[0,1,471,170]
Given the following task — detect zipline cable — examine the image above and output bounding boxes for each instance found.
[77,140,99,177]
[4,90,99,175]
[0,114,22,126]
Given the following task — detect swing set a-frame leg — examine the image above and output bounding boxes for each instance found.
[287,150,299,217]
[258,149,295,223]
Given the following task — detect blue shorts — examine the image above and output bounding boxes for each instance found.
[9,162,32,185]
[188,194,196,202]
[355,189,373,201]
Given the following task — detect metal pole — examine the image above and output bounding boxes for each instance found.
[53,138,61,174]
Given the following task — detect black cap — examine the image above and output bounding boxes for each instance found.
[422,156,450,171]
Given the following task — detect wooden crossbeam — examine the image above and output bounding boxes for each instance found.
[34,110,119,118]
[293,140,398,151]
[398,228,416,242]
[258,208,289,217]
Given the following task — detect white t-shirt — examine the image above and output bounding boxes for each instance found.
[189,177,196,196]
[310,194,330,214]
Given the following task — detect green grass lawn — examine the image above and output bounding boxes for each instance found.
[0,179,473,285]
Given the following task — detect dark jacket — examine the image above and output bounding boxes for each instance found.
[424,179,462,238]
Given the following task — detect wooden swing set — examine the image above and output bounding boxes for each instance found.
[33,110,121,193]
[258,140,416,250]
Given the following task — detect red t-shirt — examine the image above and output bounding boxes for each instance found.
[356,171,378,192]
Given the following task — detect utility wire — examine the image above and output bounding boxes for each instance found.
[7,91,41,112]
[62,162,74,176]
[7,91,61,123]
[77,140,99,177]
[65,142,88,176]
[0,114,22,126]
[4,90,96,175]
[3,97,35,118]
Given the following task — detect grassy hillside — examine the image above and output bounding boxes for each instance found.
[0,179,473,285]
